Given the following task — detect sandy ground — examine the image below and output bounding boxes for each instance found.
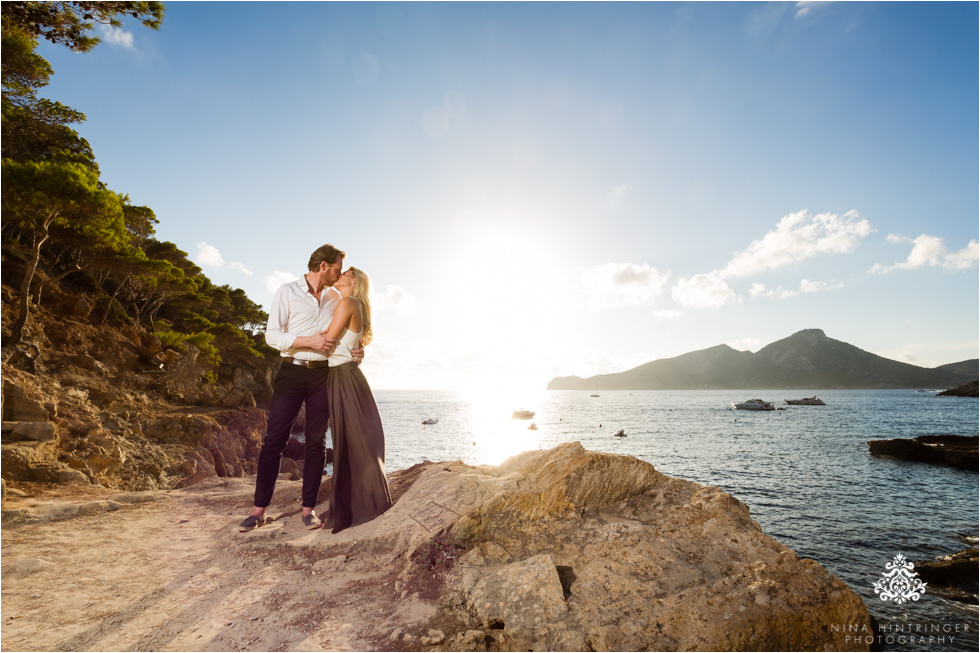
[1,478,440,652]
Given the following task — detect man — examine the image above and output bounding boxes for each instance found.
[238,244,361,531]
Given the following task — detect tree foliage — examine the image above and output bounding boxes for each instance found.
[1,2,273,383]
[1,2,164,53]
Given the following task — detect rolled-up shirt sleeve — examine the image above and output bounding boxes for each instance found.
[264,286,296,352]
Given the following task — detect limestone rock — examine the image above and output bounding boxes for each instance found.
[868,434,978,470]
[937,380,979,397]
[2,421,57,442]
[458,552,567,637]
[2,380,49,422]
[914,548,979,603]
[269,443,870,651]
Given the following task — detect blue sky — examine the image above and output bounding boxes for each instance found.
[38,1,978,390]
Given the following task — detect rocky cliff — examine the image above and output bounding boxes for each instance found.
[1,298,278,492]
[548,328,978,390]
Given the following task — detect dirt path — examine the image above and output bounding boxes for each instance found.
[1,478,438,652]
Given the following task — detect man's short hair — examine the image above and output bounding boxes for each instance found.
[308,244,346,272]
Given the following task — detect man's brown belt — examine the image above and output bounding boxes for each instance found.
[282,357,330,369]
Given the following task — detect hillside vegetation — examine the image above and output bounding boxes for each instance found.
[548,329,979,390]
[2,3,280,492]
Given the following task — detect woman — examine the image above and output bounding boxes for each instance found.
[323,267,393,532]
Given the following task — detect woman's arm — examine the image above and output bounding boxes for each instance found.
[324,297,358,341]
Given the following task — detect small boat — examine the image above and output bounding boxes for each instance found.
[511,409,535,420]
[421,418,439,425]
[613,429,626,437]
[785,396,826,406]
[590,381,599,398]
[731,399,776,411]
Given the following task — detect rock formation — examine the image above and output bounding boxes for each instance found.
[241,443,872,651]
[867,435,979,471]
[1,291,281,492]
[914,548,979,604]
[938,380,980,397]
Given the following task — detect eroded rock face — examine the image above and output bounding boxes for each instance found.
[256,443,870,652]
[446,444,870,651]
[1,370,267,491]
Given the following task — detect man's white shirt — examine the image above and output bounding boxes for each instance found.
[264,276,340,361]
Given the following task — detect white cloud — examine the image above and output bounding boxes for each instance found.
[264,271,298,294]
[652,310,685,321]
[374,284,421,313]
[870,235,979,273]
[727,337,763,352]
[672,272,739,308]
[750,278,844,300]
[721,209,872,279]
[195,242,225,267]
[195,242,253,276]
[228,261,253,276]
[97,24,135,50]
[795,2,830,18]
[945,240,980,270]
[580,262,671,309]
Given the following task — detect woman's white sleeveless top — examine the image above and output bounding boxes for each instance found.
[328,328,362,367]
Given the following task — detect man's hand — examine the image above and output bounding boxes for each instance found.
[352,338,365,364]
[293,332,337,353]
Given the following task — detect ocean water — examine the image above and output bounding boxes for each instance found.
[372,388,979,652]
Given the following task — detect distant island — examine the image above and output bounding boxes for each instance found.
[547,329,979,390]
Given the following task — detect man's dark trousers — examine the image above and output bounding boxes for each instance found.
[253,363,330,509]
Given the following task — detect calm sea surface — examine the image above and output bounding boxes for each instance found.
[370,388,979,652]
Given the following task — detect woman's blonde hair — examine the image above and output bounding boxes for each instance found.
[347,267,373,346]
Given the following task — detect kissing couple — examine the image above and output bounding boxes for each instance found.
[238,244,392,533]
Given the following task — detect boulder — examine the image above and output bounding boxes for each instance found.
[867,435,978,471]
[70,298,92,319]
[1,380,49,422]
[273,443,871,651]
[1,421,57,442]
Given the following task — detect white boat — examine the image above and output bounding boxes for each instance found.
[421,418,439,425]
[590,380,599,397]
[731,398,776,411]
[785,396,826,406]
[613,429,626,437]
[511,409,535,420]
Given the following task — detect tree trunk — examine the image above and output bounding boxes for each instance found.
[100,274,130,325]
[10,213,55,343]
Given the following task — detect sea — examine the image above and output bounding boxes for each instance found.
[370,388,978,652]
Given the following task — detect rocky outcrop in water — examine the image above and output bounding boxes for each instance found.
[914,548,979,604]
[938,380,980,397]
[243,443,872,651]
[867,435,979,471]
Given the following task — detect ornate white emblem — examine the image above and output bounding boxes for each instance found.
[873,554,927,604]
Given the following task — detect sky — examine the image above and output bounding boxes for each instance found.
[36,1,979,391]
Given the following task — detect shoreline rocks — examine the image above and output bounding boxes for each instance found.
[867,435,979,471]
[914,548,979,604]
[938,380,979,397]
[244,443,872,651]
